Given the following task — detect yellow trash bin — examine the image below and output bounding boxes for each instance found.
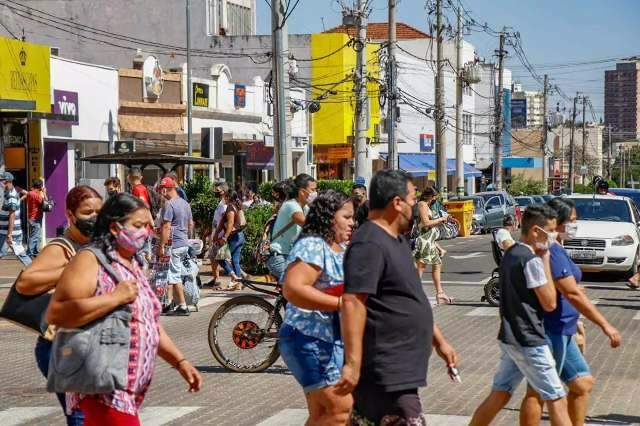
[445,200,474,237]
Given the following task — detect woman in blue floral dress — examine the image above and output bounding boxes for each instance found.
[279,190,355,426]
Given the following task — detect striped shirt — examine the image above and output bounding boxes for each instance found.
[0,187,22,237]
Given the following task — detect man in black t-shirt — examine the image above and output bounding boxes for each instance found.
[351,183,369,228]
[470,205,571,426]
[338,170,458,425]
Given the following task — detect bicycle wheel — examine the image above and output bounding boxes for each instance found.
[208,295,282,373]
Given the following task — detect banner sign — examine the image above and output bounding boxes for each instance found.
[419,133,434,152]
[246,142,274,169]
[193,82,209,108]
[234,84,246,109]
[327,147,352,160]
[51,90,79,125]
[511,98,527,129]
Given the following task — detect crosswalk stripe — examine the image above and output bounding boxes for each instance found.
[0,406,201,425]
[139,406,201,425]
[0,407,59,426]
[633,311,640,320]
[255,409,473,425]
[466,306,498,316]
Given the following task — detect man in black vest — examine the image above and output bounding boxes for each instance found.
[470,205,571,426]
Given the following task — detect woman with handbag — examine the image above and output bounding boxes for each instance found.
[15,185,102,426]
[213,190,247,291]
[46,193,202,426]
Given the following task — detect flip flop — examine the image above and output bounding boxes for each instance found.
[626,280,640,290]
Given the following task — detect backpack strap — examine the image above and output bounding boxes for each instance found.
[47,237,77,259]
[270,220,296,243]
[81,245,122,284]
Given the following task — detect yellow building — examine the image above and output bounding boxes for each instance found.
[311,32,381,179]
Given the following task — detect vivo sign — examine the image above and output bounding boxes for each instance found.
[52,89,79,125]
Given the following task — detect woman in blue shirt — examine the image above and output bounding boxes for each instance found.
[279,190,354,425]
[520,197,622,425]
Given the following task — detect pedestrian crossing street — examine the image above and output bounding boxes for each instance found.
[2,406,635,425]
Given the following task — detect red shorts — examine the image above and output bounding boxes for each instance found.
[80,397,140,426]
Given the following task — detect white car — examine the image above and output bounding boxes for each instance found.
[564,194,640,276]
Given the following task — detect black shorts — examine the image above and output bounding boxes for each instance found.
[352,385,425,425]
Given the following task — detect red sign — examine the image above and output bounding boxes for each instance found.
[246,142,274,169]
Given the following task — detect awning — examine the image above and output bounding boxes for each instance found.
[382,153,481,178]
[502,157,541,168]
[81,152,219,172]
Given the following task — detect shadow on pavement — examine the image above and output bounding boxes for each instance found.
[196,365,292,376]
[585,413,640,425]
[584,285,635,292]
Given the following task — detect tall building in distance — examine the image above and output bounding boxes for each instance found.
[605,61,640,141]
[511,84,544,128]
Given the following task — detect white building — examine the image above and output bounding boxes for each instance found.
[512,87,545,128]
[41,56,119,237]
[206,0,258,36]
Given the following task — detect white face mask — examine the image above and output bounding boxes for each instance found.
[535,227,558,251]
[561,222,578,240]
[306,191,318,204]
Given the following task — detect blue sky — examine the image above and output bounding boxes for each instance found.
[257,0,640,119]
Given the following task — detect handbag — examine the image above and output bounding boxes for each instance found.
[0,238,75,335]
[41,198,55,213]
[47,245,132,395]
[214,242,231,261]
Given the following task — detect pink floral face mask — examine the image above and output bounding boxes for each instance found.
[115,223,150,253]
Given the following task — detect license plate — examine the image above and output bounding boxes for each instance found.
[568,250,597,259]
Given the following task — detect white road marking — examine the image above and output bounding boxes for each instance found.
[466,307,499,317]
[0,407,61,425]
[0,406,201,425]
[422,276,491,285]
[256,409,473,425]
[450,252,485,260]
[633,311,640,320]
[138,406,201,425]
[195,295,236,308]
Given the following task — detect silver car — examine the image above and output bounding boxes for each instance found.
[477,191,519,230]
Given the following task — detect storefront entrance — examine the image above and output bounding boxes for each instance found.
[44,142,69,238]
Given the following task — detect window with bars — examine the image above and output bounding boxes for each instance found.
[463,114,473,145]
[227,3,252,35]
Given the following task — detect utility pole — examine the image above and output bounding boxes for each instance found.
[186,0,193,180]
[271,0,291,180]
[387,0,398,170]
[581,96,588,185]
[607,124,612,179]
[354,0,370,184]
[435,0,448,197]
[568,94,579,193]
[542,74,549,189]
[493,31,507,190]
[454,5,464,196]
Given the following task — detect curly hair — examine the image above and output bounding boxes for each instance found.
[300,190,351,243]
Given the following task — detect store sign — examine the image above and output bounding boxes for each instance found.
[511,98,527,129]
[51,90,79,125]
[28,121,42,182]
[192,82,209,108]
[246,142,274,169]
[0,36,51,113]
[142,56,163,99]
[327,147,352,160]
[234,84,246,109]
[419,133,434,152]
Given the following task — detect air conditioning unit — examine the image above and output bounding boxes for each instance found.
[50,47,60,56]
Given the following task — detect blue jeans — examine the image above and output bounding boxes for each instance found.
[35,337,84,425]
[492,342,566,401]
[266,253,288,282]
[278,324,344,393]
[0,233,32,266]
[546,333,591,383]
[221,231,245,278]
[27,219,42,257]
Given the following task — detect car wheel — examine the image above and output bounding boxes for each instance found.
[624,248,640,279]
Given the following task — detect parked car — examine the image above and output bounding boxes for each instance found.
[515,196,535,211]
[542,194,556,202]
[476,191,519,230]
[449,195,488,234]
[565,194,640,277]
[531,195,546,204]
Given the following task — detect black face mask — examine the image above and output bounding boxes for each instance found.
[74,216,97,237]
[352,194,363,204]
[107,189,118,197]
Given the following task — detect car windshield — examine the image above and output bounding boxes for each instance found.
[542,195,554,202]
[479,193,504,204]
[571,198,632,223]
[516,198,532,206]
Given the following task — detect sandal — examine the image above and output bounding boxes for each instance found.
[626,278,640,290]
[212,283,233,291]
[438,247,447,257]
[436,292,454,305]
[230,281,245,291]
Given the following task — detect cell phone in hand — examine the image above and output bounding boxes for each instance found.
[448,366,462,383]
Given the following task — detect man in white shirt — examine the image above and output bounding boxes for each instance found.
[207,182,228,286]
[495,215,516,252]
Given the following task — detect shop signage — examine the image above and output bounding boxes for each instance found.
[511,98,527,129]
[419,133,434,152]
[192,82,209,108]
[246,142,274,169]
[28,121,42,182]
[327,147,352,160]
[142,56,163,100]
[234,84,246,109]
[0,36,51,113]
[51,90,79,125]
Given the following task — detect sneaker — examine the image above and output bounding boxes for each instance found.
[167,306,190,316]
[161,303,173,314]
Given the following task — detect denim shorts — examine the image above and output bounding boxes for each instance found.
[266,254,287,283]
[546,333,591,383]
[278,324,343,393]
[492,342,566,401]
[167,246,189,283]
